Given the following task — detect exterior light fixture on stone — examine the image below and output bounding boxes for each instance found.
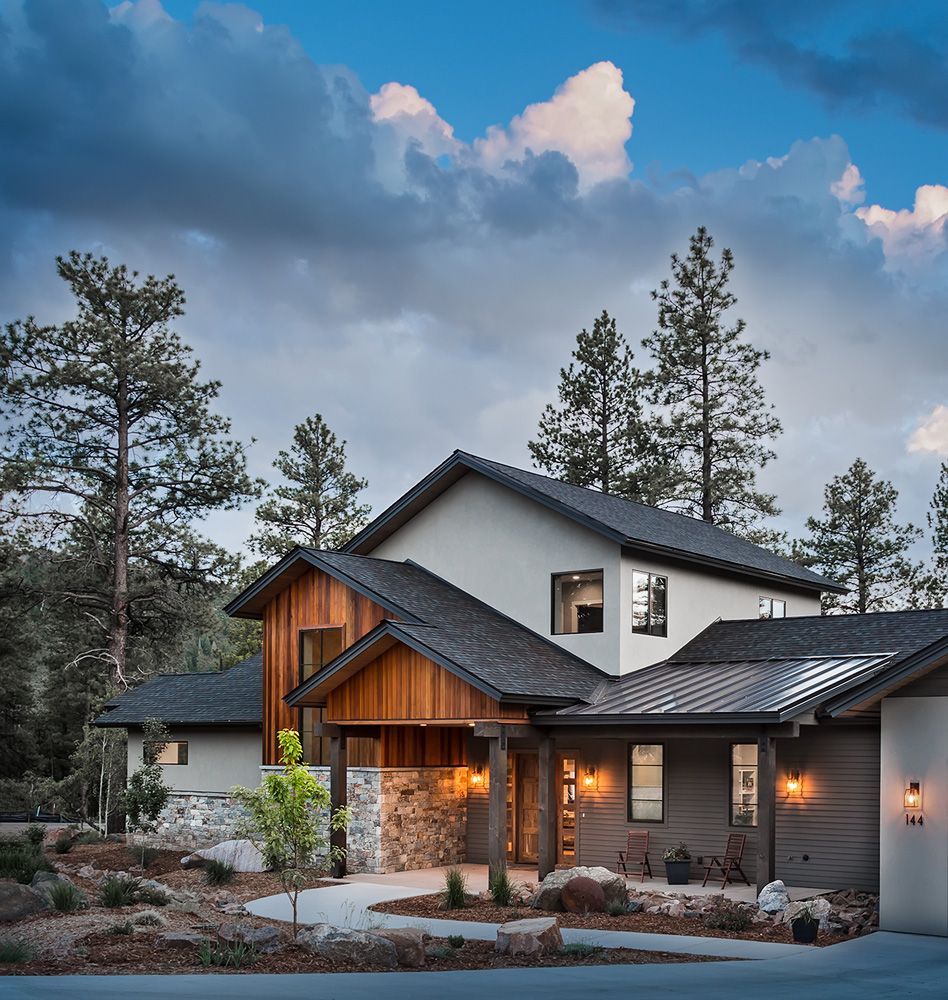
[470,765,485,787]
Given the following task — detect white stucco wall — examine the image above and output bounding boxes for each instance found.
[879,697,948,936]
[371,471,820,675]
[127,726,262,793]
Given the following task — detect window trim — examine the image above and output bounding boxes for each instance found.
[729,742,759,829]
[626,742,666,824]
[631,570,669,638]
[550,569,605,636]
[297,625,346,767]
[758,596,786,620]
[155,741,188,766]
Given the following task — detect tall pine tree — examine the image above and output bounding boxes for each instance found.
[249,415,371,558]
[802,458,925,614]
[924,462,948,608]
[529,309,655,499]
[643,227,781,534]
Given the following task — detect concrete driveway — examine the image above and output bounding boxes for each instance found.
[4,932,947,998]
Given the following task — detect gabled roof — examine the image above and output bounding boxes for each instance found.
[94,652,262,728]
[342,450,844,594]
[228,549,608,704]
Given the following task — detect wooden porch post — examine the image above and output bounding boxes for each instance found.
[756,735,776,895]
[538,734,557,880]
[488,732,508,883]
[329,729,348,878]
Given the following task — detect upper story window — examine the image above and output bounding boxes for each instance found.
[154,741,188,765]
[730,743,758,827]
[552,570,604,634]
[632,571,667,637]
[758,597,786,620]
[299,626,345,681]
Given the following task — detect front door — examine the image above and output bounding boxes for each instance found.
[516,752,539,864]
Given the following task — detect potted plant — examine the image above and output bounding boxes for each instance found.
[789,901,820,944]
[662,842,691,885]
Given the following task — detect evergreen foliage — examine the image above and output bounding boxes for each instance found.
[124,718,171,867]
[925,462,948,608]
[249,415,370,558]
[529,310,655,500]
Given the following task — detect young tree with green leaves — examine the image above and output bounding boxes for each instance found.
[232,729,350,938]
[249,415,370,559]
[643,227,782,534]
[124,718,171,868]
[802,458,925,613]
[0,252,260,689]
[529,309,656,500]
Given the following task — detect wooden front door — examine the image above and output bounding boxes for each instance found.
[516,752,539,864]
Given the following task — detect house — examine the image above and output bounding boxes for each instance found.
[97,450,948,937]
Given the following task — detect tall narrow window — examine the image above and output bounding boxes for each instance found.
[628,744,664,822]
[558,756,577,863]
[552,570,604,634]
[758,597,786,619]
[298,627,344,765]
[632,571,668,636]
[730,743,759,826]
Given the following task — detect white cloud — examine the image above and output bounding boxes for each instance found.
[856,184,948,265]
[908,405,948,456]
[473,61,634,189]
[370,82,460,159]
[831,162,865,205]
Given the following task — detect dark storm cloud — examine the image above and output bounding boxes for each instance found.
[595,0,948,130]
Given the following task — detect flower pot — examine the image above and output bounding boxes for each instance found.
[791,918,819,943]
[664,860,691,885]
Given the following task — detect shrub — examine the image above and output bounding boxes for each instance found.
[447,934,465,949]
[48,880,86,913]
[0,842,53,883]
[204,860,236,886]
[135,885,169,907]
[107,921,134,936]
[197,939,257,968]
[129,846,159,870]
[442,867,467,910]
[662,842,691,862]
[561,942,603,958]
[75,831,105,845]
[0,939,33,963]
[606,899,628,917]
[703,898,753,932]
[25,823,46,847]
[489,868,515,907]
[53,836,74,855]
[426,944,456,960]
[99,875,142,908]
[131,909,167,927]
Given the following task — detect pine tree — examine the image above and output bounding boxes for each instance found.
[0,252,260,688]
[924,462,948,608]
[529,309,655,499]
[249,415,370,559]
[643,227,781,533]
[802,458,925,614]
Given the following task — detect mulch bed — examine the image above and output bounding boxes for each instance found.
[371,895,852,947]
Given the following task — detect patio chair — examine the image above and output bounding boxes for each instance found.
[616,830,652,882]
[702,833,750,888]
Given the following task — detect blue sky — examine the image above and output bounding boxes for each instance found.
[0,0,946,553]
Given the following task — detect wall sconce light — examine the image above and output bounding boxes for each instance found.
[469,765,484,788]
[904,781,923,825]
[582,766,598,790]
[785,770,802,797]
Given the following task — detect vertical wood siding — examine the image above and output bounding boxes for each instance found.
[379,725,468,766]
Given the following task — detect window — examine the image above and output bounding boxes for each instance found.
[758,597,786,619]
[730,743,758,826]
[558,755,577,862]
[298,627,344,765]
[154,741,188,765]
[552,570,603,634]
[628,744,664,822]
[632,571,668,636]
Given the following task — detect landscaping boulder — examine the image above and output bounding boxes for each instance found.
[0,881,47,921]
[374,927,427,967]
[30,871,72,897]
[757,879,790,914]
[532,866,626,912]
[783,897,832,932]
[181,839,267,873]
[297,923,398,968]
[218,921,287,954]
[495,916,563,956]
[561,875,606,914]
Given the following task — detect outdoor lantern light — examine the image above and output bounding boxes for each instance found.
[582,766,598,790]
[785,770,802,797]
[904,781,921,810]
[470,765,484,787]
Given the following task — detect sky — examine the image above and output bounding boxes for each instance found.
[1,0,946,555]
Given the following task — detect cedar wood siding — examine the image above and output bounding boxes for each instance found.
[466,725,880,890]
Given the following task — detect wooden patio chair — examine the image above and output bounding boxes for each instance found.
[616,830,652,882]
[702,833,750,888]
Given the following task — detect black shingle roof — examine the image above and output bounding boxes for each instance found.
[344,451,843,593]
[94,652,262,727]
[303,551,608,702]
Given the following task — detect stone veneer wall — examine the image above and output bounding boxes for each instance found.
[138,765,469,873]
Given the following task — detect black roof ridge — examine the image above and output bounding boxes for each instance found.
[702,608,948,625]
[401,557,611,683]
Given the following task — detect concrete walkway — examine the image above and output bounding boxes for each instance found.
[6,932,948,999]
[246,874,811,959]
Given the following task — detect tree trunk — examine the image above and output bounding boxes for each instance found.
[110,372,130,688]
[701,334,713,521]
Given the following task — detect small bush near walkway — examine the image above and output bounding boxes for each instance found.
[442,867,467,909]
[197,939,257,968]
[48,881,86,912]
[99,875,143,908]
[703,898,753,932]
[204,860,236,886]
[489,869,515,907]
[0,939,33,964]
